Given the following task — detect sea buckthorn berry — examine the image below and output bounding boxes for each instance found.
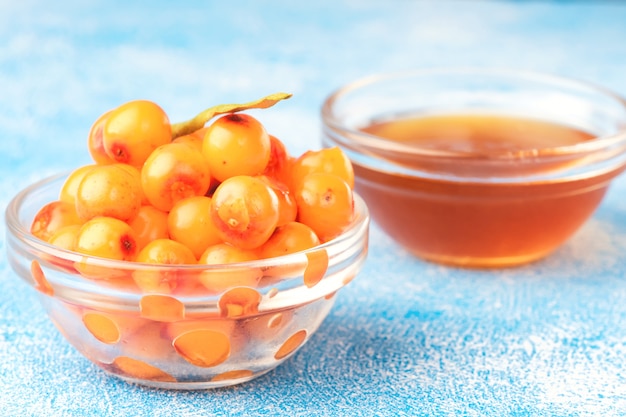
[87,110,115,164]
[31,200,82,242]
[168,196,222,259]
[135,239,196,265]
[290,147,355,192]
[59,165,96,205]
[115,163,148,205]
[74,216,138,261]
[262,135,292,185]
[48,224,82,251]
[202,113,271,182]
[257,221,320,259]
[102,100,172,167]
[133,239,197,293]
[75,164,142,222]
[198,243,262,292]
[171,133,203,151]
[128,205,169,251]
[210,175,279,250]
[256,175,297,227]
[295,173,355,242]
[141,142,212,212]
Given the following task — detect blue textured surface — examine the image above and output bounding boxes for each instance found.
[2,1,626,416]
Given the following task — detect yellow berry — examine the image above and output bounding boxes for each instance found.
[210,175,279,250]
[202,113,271,182]
[31,200,82,242]
[103,100,172,167]
[75,216,138,261]
[168,196,222,259]
[141,142,211,212]
[295,173,355,242]
[75,164,143,222]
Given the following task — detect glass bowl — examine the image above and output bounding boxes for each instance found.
[322,68,626,267]
[5,172,369,389]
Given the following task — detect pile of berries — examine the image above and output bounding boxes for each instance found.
[30,96,356,294]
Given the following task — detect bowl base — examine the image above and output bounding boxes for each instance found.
[109,367,275,390]
[412,248,554,269]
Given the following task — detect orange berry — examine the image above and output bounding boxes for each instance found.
[168,196,222,259]
[202,113,271,182]
[135,239,196,265]
[257,221,320,259]
[133,239,197,293]
[114,163,148,206]
[75,216,138,261]
[256,175,297,227]
[295,173,355,242]
[87,110,115,164]
[172,133,203,151]
[262,135,292,184]
[48,224,82,251]
[290,147,355,191]
[141,142,212,212]
[59,164,96,205]
[128,205,169,251]
[75,164,143,222]
[31,200,82,242]
[102,100,172,167]
[199,242,258,264]
[210,175,279,250]
[198,243,261,292]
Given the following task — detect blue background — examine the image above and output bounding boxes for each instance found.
[2,1,626,416]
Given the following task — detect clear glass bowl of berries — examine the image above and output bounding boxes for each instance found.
[4,94,370,389]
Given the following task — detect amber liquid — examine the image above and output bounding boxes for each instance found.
[356,114,619,267]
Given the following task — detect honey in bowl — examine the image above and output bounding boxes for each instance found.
[353,113,622,267]
[322,69,626,268]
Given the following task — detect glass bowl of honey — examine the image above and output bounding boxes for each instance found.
[322,68,626,267]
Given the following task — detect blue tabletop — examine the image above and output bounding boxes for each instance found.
[2,1,626,416]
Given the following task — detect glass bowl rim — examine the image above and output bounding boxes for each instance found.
[5,171,369,280]
[321,67,626,161]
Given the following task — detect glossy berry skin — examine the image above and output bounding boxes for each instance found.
[74,216,138,261]
[198,243,261,292]
[202,113,271,182]
[294,173,355,242]
[133,238,197,293]
[102,100,172,167]
[135,239,197,265]
[31,200,83,242]
[75,164,143,222]
[48,224,82,251]
[256,175,297,228]
[257,221,320,259]
[168,196,223,259]
[172,134,203,151]
[87,110,115,164]
[141,142,212,212]
[210,175,279,250]
[128,205,169,251]
[289,146,355,191]
[262,135,292,185]
[59,165,96,205]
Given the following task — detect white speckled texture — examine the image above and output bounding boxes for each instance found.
[2,1,626,416]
